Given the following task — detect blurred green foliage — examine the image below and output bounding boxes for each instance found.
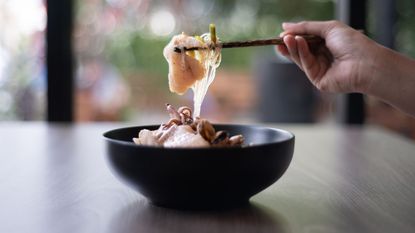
[395,0,415,57]
[107,33,169,78]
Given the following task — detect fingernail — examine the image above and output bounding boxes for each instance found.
[284,34,294,40]
[282,22,295,28]
[295,35,302,40]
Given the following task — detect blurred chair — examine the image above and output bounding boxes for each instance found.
[255,55,317,123]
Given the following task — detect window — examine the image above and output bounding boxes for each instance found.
[73,0,334,123]
[0,0,46,120]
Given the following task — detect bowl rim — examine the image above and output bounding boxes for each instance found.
[103,123,295,150]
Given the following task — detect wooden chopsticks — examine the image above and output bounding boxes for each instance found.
[173,35,324,53]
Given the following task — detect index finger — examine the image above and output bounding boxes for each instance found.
[281,20,341,38]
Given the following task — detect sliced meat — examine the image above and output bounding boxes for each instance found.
[163,33,206,95]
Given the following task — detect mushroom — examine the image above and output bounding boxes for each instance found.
[189,117,201,131]
[229,135,244,146]
[162,118,182,129]
[212,130,229,146]
[166,104,181,120]
[178,106,193,125]
[135,104,246,148]
[197,119,216,142]
[178,106,192,118]
[180,113,193,125]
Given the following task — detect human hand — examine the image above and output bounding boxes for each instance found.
[277,20,378,93]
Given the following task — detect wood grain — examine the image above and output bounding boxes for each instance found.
[0,123,414,233]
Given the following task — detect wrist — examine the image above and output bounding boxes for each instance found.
[364,43,415,116]
[360,43,393,95]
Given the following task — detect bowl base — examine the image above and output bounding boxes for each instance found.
[150,199,251,211]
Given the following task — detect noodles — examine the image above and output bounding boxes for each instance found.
[191,33,221,117]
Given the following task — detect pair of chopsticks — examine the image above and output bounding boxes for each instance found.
[173,34,324,53]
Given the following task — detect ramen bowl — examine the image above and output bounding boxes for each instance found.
[103,124,294,210]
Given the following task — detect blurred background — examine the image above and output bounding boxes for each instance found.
[1,0,415,139]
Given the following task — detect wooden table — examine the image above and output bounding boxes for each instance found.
[1,123,415,233]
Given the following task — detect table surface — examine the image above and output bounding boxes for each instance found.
[1,122,415,233]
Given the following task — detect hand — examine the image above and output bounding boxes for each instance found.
[277,20,415,117]
[277,20,377,93]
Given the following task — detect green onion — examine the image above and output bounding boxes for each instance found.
[209,23,217,44]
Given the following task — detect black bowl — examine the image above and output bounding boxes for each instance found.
[103,124,294,210]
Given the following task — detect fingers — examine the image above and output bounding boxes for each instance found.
[283,35,303,69]
[294,35,324,82]
[281,20,341,38]
[276,34,330,88]
[276,44,289,57]
[296,36,315,74]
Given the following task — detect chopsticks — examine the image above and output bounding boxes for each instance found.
[173,35,324,53]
